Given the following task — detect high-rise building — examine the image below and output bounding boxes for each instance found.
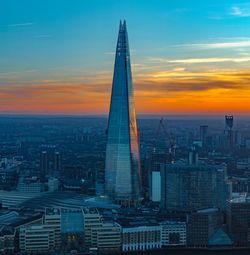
[105,21,141,205]
[148,152,172,202]
[161,162,231,212]
[224,115,234,148]
[200,125,208,147]
[40,151,48,178]
[161,221,186,247]
[54,151,61,172]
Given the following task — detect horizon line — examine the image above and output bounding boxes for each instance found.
[0,112,249,119]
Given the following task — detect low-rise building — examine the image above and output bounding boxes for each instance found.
[0,225,15,253]
[17,177,44,193]
[187,208,223,247]
[161,221,186,247]
[19,225,55,253]
[83,208,103,246]
[44,208,61,248]
[91,222,121,252]
[122,223,162,252]
[227,194,250,246]
[61,208,84,252]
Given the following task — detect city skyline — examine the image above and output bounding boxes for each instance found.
[1,0,250,115]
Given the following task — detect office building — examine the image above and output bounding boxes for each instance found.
[161,162,230,211]
[200,125,208,147]
[105,21,141,205]
[227,194,250,246]
[61,208,84,251]
[0,225,15,253]
[91,222,121,252]
[40,151,48,177]
[161,221,186,247]
[54,151,61,172]
[48,177,59,192]
[151,171,161,202]
[19,225,55,253]
[187,208,223,247]
[17,176,44,193]
[148,152,172,202]
[44,208,61,248]
[83,208,103,246]
[122,223,162,252]
[224,115,234,148]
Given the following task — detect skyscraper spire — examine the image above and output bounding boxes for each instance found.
[119,20,123,30]
[105,21,142,205]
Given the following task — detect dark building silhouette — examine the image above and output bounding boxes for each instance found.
[161,162,230,212]
[54,151,61,172]
[187,208,224,247]
[225,115,234,148]
[227,195,250,246]
[40,151,48,179]
[200,125,208,147]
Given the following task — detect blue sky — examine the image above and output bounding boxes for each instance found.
[0,0,250,114]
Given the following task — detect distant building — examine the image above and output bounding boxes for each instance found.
[161,221,186,247]
[40,151,48,178]
[200,125,208,147]
[61,208,84,252]
[83,208,103,247]
[54,151,61,172]
[0,210,43,252]
[0,225,15,253]
[187,208,223,247]
[48,177,59,192]
[0,158,18,191]
[231,177,249,193]
[17,176,44,193]
[148,152,172,202]
[227,194,250,246]
[40,146,61,178]
[90,222,121,252]
[122,223,162,252]
[105,21,141,205]
[188,149,199,165]
[151,171,161,202]
[224,115,234,148]
[245,138,250,149]
[161,162,230,211]
[44,208,61,248]
[19,225,56,253]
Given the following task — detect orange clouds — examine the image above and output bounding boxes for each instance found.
[134,69,250,114]
[0,69,250,114]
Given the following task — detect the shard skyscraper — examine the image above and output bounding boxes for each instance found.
[105,21,142,205]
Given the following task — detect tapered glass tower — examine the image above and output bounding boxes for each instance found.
[105,21,141,204]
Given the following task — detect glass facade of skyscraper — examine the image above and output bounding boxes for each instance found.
[105,21,141,203]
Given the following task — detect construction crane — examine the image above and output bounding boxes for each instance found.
[153,118,176,159]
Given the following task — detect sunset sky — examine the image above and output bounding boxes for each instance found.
[0,0,250,115]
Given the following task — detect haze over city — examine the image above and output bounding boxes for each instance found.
[1,0,250,115]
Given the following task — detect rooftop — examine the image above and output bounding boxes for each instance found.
[197,208,220,214]
[230,193,250,204]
